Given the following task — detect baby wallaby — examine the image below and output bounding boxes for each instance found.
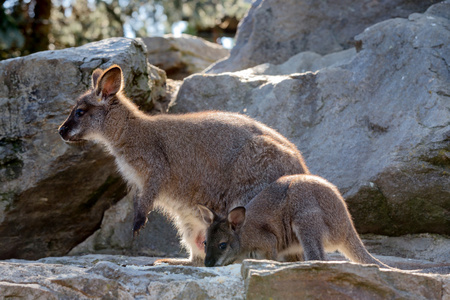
[199,174,389,268]
[58,65,309,265]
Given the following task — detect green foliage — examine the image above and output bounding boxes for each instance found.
[0,137,24,182]
[50,0,125,49]
[162,0,249,30]
[0,0,249,60]
[0,6,25,58]
[1,0,30,59]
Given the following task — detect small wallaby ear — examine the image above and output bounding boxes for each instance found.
[197,205,215,226]
[91,68,103,88]
[228,206,246,231]
[96,65,123,100]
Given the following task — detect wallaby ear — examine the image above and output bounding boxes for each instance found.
[228,206,246,231]
[91,68,103,88]
[197,205,215,226]
[96,65,123,101]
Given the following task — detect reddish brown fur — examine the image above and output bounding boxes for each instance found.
[58,65,309,265]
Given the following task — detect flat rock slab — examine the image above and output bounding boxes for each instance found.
[0,255,448,299]
[0,255,244,299]
[242,260,450,300]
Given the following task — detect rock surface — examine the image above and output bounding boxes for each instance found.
[0,255,244,299]
[0,38,172,259]
[242,260,450,300]
[69,194,186,258]
[0,255,447,299]
[207,0,441,73]
[175,3,450,235]
[140,34,229,79]
[362,234,450,267]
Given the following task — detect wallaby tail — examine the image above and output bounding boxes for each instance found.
[340,227,391,269]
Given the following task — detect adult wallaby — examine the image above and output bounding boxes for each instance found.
[58,65,309,266]
[198,174,389,268]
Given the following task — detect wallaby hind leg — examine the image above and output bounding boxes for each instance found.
[300,233,326,261]
[293,218,326,261]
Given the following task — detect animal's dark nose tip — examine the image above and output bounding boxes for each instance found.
[205,258,215,267]
[58,126,68,137]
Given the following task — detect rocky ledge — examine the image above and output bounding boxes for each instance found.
[0,254,449,299]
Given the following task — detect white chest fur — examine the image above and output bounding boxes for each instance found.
[95,137,145,191]
[115,156,144,191]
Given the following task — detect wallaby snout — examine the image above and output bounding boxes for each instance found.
[58,125,69,139]
[204,254,217,267]
[58,115,81,143]
[58,114,81,142]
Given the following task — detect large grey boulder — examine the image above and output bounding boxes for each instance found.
[174,2,450,235]
[69,194,185,258]
[0,38,170,259]
[140,34,229,79]
[207,0,441,73]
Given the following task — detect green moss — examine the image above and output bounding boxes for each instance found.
[0,191,16,212]
[0,138,25,182]
[420,145,450,167]
[130,73,154,112]
[0,138,24,161]
[0,158,24,181]
[346,185,393,235]
[347,183,450,236]
[399,196,449,234]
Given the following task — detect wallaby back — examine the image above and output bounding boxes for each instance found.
[200,175,389,268]
[59,65,309,265]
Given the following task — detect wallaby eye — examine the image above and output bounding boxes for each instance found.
[75,109,85,117]
[218,242,227,250]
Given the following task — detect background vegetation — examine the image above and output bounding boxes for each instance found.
[0,0,249,60]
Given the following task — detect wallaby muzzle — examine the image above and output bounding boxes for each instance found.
[58,125,69,139]
[204,254,217,267]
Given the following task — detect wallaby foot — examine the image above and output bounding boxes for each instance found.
[154,256,204,267]
[282,252,304,262]
[133,212,148,237]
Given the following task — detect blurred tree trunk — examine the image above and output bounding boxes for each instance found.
[27,0,51,53]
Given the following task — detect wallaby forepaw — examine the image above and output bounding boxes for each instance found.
[133,214,148,237]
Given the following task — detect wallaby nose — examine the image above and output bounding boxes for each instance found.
[204,256,216,267]
[58,125,68,138]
